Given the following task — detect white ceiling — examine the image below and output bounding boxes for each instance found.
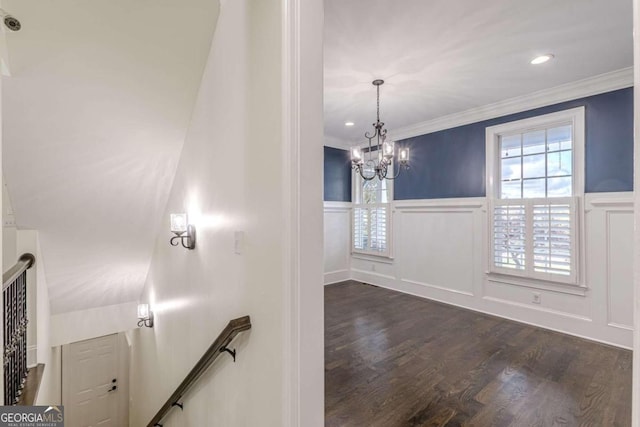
[324,0,633,146]
[2,1,219,314]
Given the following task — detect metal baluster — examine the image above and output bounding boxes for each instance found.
[15,277,19,403]
[2,255,34,406]
[12,280,16,404]
[10,281,15,404]
[17,275,22,402]
[11,281,15,404]
[3,283,7,405]
[21,273,27,391]
[17,275,23,401]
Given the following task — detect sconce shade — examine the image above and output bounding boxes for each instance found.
[382,140,395,159]
[137,303,150,319]
[350,146,363,165]
[170,213,188,234]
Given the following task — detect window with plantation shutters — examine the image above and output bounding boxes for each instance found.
[491,198,577,284]
[486,107,584,286]
[352,163,392,256]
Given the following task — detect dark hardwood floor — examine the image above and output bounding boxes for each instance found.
[325,281,632,427]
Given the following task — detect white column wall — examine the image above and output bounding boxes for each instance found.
[127,0,324,425]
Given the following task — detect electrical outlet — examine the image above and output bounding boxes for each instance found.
[532,292,541,304]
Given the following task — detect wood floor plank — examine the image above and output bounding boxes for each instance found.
[325,281,632,426]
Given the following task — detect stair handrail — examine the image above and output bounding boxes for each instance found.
[3,253,35,291]
[146,315,252,427]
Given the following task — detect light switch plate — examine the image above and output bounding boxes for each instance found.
[234,231,245,255]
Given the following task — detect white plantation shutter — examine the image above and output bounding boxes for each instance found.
[353,204,389,255]
[532,199,575,280]
[369,206,388,252]
[353,207,368,251]
[492,202,526,271]
[491,197,577,284]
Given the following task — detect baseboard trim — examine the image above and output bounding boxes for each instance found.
[324,270,350,285]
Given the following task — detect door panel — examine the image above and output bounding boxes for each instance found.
[63,334,119,427]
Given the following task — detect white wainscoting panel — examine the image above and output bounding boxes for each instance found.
[349,194,634,349]
[605,208,634,330]
[324,202,352,284]
[398,209,475,296]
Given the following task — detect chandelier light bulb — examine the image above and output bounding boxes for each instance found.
[399,147,410,163]
[351,146,363,163]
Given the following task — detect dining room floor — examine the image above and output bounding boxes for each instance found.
[325,280,632,426]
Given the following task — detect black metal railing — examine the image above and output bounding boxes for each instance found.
[147,315,251,427]
[3,253,35,405]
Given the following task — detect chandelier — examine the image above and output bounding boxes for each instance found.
[350,79,409,181]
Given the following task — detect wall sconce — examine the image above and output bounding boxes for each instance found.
[137,303,154,328]
[170,213,196,249]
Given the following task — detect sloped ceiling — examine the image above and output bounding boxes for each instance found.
[324,0,633,146]
[2,1,219,314]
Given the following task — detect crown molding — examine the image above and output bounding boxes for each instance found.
[386,67,633,142]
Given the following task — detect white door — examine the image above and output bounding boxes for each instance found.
[62,334,119,426]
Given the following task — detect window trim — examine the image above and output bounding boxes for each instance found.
[485,107,586,287]
[351,158,394,258]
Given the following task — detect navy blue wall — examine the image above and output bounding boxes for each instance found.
[394,88,634,200]
[324,146,352,202]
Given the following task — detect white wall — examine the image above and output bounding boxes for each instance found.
[343,193,634,348]
[34,346,61,406]
[49,302,137,347]
[323,202,351,285]
[129,1,296,425]
[2,178,16,272]
[294,0,325,423]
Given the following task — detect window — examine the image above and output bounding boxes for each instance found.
[486,107,584,285]
[352,161,391,257]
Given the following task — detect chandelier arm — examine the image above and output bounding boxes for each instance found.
[360,170,378,181]
[377,162,388,180]
[383,162,408,180]
[364,128,379,140]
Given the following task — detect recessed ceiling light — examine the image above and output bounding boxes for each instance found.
[531,54,554,65]
[345,121,355,127]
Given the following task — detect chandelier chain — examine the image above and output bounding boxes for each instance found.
[376,83,380,124]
